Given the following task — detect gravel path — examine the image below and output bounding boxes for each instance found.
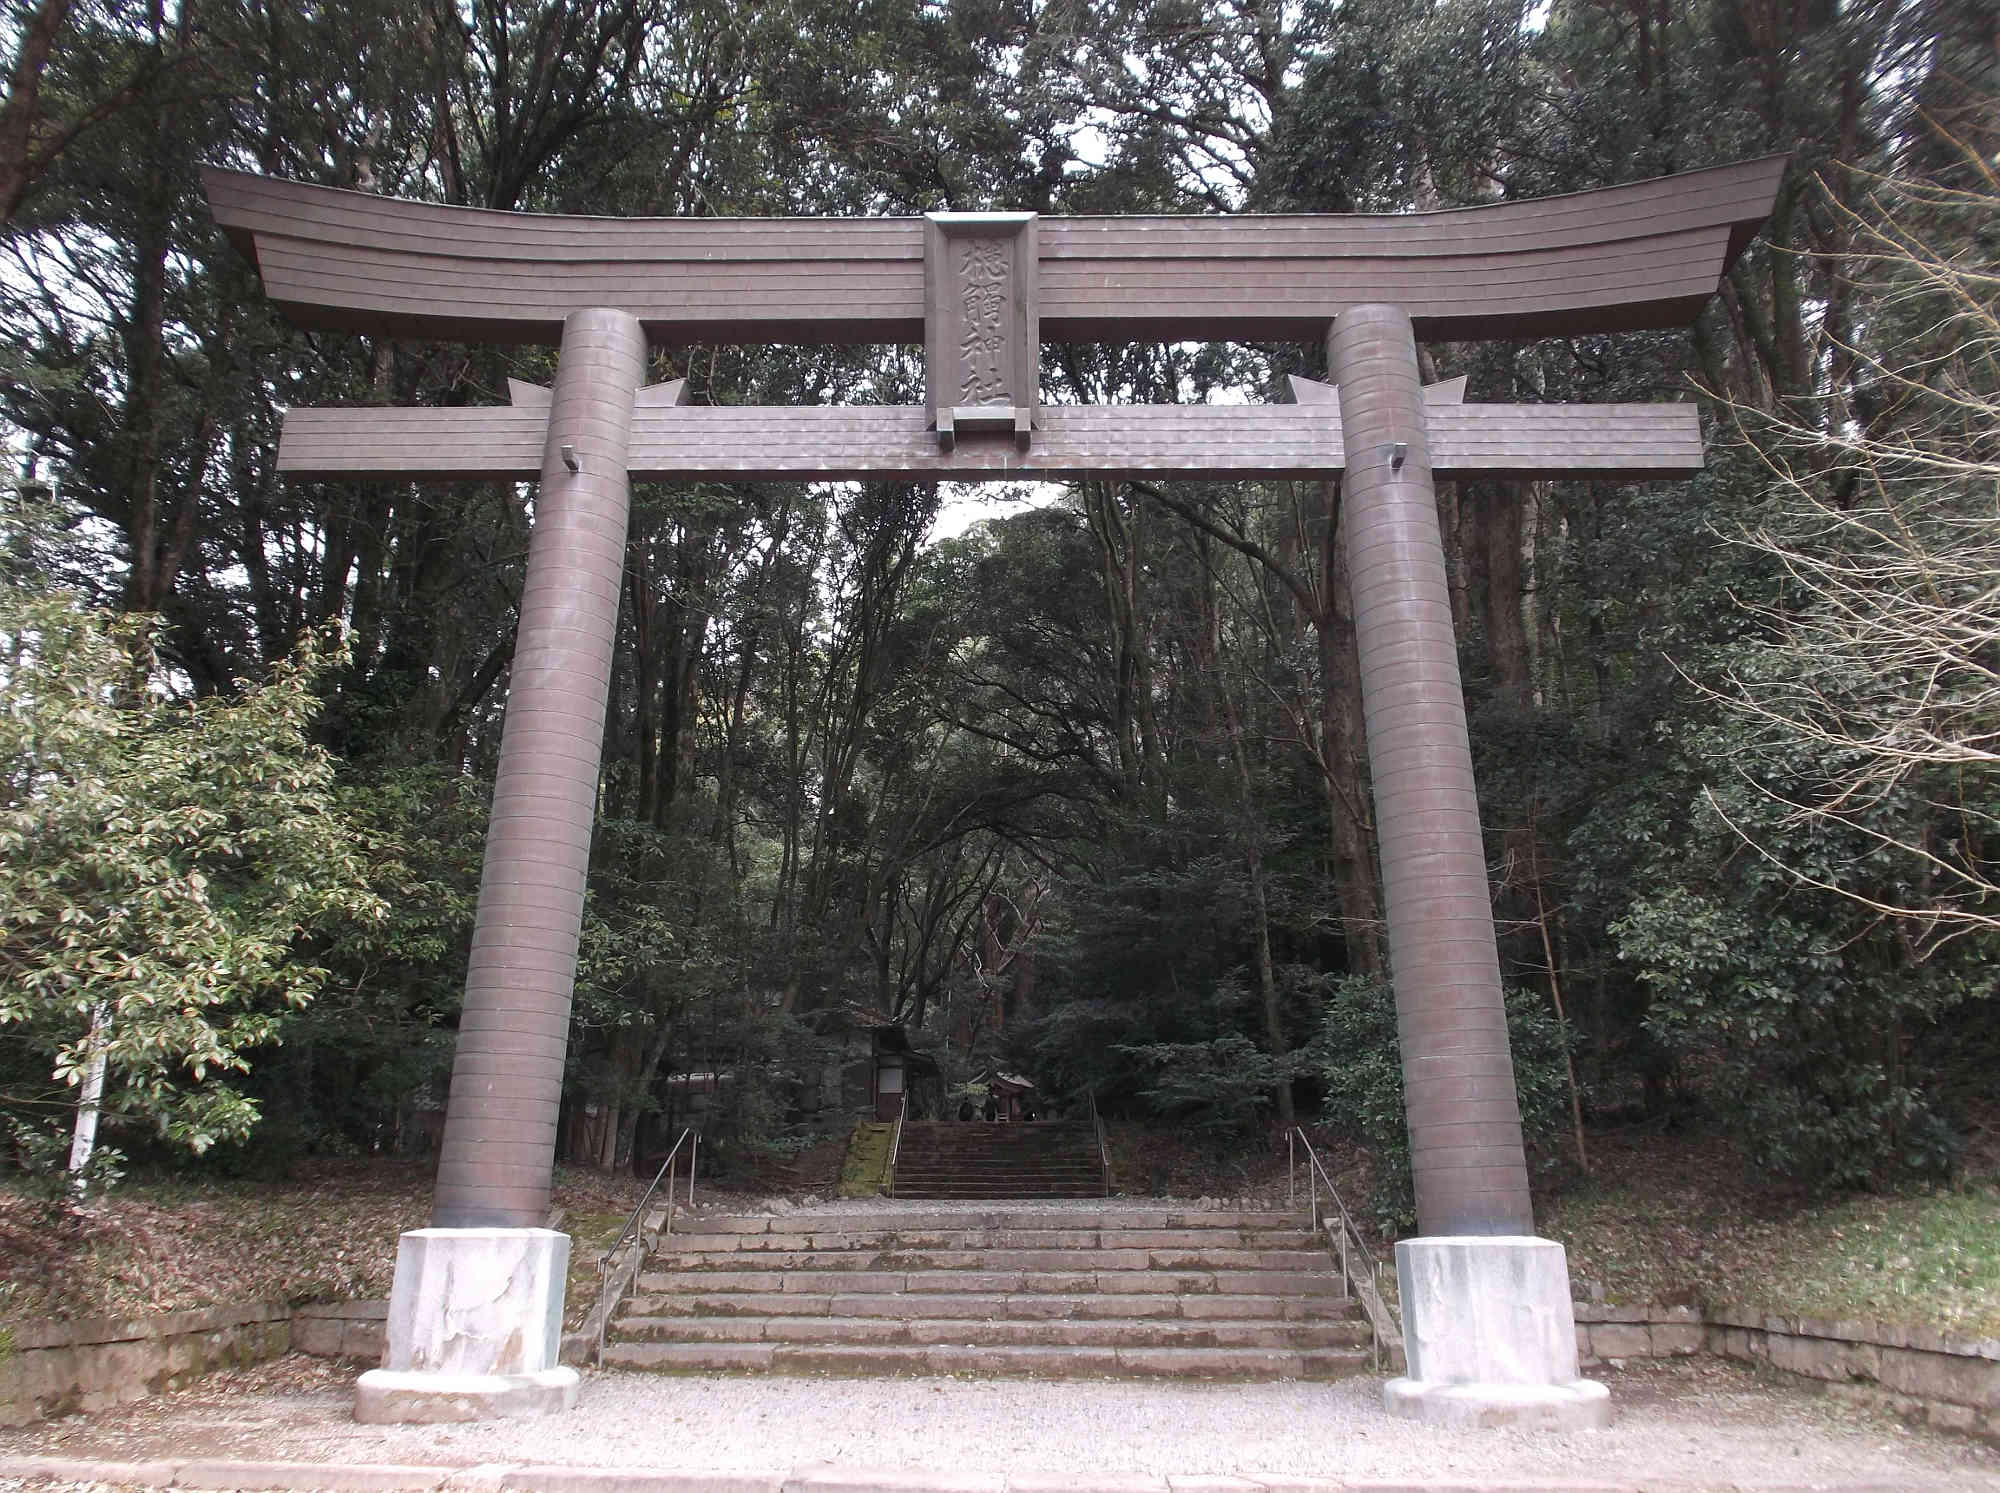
[725,1198,1273,1215]
[3,1355,1997,1491]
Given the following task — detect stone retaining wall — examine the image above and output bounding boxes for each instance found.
[3,1223,637,1426]
[0,1304,291,1427]
[1572,1302,1708,1364]
[1575,1302,2000,1441]
[291,1301,387,1363]
[7,1290,1994,1439]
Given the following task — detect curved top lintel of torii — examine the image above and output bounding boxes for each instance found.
[203,156,1786,348]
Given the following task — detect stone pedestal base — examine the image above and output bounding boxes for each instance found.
[1384,1235,1609,1431]
[354,1366,579,1424]
[353,1227,578,1424]
[1383,1374,1609,1430]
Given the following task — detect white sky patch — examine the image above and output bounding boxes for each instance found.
[928,481,1064,544]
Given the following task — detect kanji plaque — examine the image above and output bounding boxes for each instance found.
[924,211,1038,448]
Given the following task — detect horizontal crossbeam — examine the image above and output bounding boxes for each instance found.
[207,158,1785,345]
[277,402,1702,482]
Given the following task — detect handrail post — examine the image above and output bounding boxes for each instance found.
[1288,1127,1402,1371]
[1288,1128,1295,1211]
[688,1131,698,1206]
[605,1125,694,1264]
[1088,1088,1112,1196]
[887,1092,907,1197]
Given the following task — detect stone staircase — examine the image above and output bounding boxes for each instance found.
[602,1206,1374,1380]
[891,1120,1105,1199]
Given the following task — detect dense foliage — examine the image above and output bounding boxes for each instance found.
[1,0,1992,1210]
[0,506,381,1180]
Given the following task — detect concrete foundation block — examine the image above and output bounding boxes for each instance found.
[353,1367,578,1424]
[354,1228,578,1424]
[1382,1375,1611,1430]
[1384,1235,1608,1431]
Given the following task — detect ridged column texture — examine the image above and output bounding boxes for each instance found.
[1328,305,1535,1238]
[432,308,646,1230]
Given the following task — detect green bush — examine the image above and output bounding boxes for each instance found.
[1117,1030,1292,1137]
[1613,879,1968,1187]
[0,532,384,1182]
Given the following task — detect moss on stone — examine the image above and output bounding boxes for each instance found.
[837,1123,895,1197]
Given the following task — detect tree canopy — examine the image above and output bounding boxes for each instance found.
[1,0,1992,1208]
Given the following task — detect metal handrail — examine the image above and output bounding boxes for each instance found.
[1287,1126,1401,1370]
[886,1093,908,1197]
[1087,1089,1112,1195]
[601,1125,698,1274]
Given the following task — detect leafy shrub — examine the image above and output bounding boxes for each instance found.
[0,554,383,1183]
[1613,877,1970,1188]
[1117,1031,1291,1137]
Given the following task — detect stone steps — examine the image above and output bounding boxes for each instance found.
[654,1227,1319,1252]
[641,1248,1332,1275]
[605,1206,1370,1382]
[887,1184,1106,1200]
[636,1267,1344,1296]
[614,1313,1371,1349]
[896,1138,1087,1147]
[890,1121,1105,1200]
[666,1209,1304,1234]
[601,1340,1367,1379]
[621,1289,1358,1321]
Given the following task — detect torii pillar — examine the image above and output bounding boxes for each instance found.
[204,154,1781,1431]
[355,308,646,1423]
[1331,306,1605,1428]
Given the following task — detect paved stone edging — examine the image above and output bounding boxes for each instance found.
[1574,1302,2000,1441]
[0,1456,1940,1493]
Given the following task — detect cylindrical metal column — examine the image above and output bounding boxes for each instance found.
[432,307,646,1230]
[1329,305,1535,1238]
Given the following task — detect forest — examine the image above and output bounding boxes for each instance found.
[0,0,1993,1225]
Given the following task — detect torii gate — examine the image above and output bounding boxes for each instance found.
[207,157,1782,1429]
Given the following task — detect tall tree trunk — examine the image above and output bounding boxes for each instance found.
[1483,482,1532,706]
[120,0,176,615]
[1203,545,1294,1130]
[65,1004,110,1198]
[1083,481,1163,801]
[657,599,706,829]
[1480,479,1549,976]
[0,0,77,224]
[628,550,663,821]
[1322,483,1385,975]
[713,623,757,865]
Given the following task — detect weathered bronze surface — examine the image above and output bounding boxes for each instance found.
[429,308,645,1231]
[274,400,1703,482]
[1331,305,1533,1237]
[925,212,1038,446]
[204,156,1783,345]
[208,159,1781,1246]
